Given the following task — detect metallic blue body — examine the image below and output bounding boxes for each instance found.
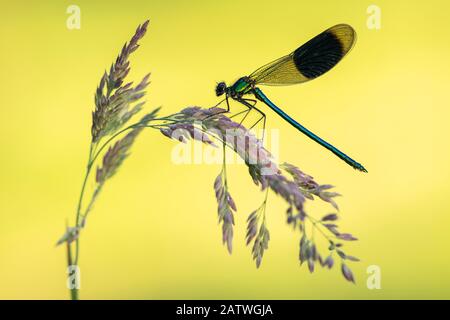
[253,87,367,172]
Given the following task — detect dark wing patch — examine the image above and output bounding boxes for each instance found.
[249,24,356,86]
[293,24,355,79]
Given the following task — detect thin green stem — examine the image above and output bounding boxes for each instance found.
[75,156,92,226]
[72,119,166,265]
[73,123,142,265]
[73,143,95,265]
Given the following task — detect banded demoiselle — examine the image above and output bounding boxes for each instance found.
[215,24,367,172]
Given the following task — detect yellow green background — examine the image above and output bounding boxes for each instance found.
[1,0,449,299]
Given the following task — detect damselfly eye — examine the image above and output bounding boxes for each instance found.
[215,82,227,96]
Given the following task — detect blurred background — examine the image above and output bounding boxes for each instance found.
[0,0,449,299]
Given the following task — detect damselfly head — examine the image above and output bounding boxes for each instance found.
[215,82,227,96]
